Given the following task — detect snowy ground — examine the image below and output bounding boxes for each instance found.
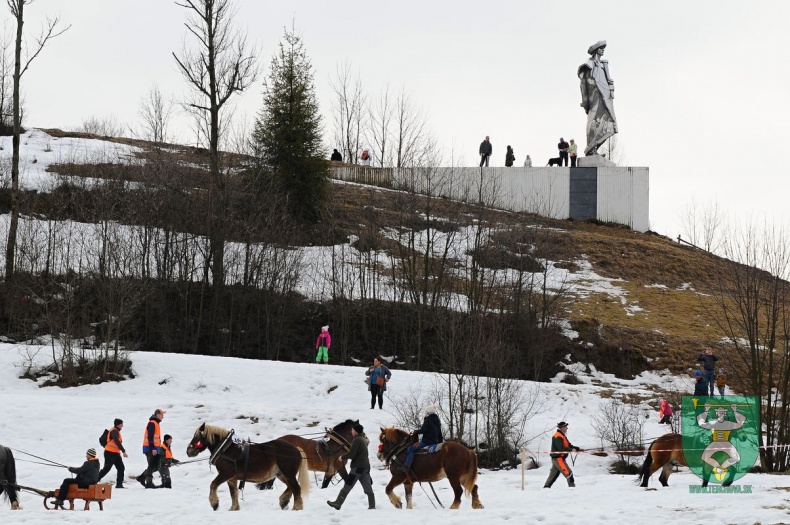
[1,344,788,524]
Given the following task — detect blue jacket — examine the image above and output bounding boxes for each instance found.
[694,377,708,396]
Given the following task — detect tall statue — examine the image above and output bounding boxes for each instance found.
[578,40,617,157]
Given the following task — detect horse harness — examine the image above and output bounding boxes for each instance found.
[209,429,252,491]
[317,428,352,474]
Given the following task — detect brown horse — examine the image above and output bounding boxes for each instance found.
[377,427,483,510]
[274,419,357,490]
[0,445,20,510]
[637,433,687,487]
[186,423,310,511]
[638,433,727,488]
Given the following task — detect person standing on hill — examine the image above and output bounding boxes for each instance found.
[365,357,392,409]
[138,408,166,489]
[697,348,718,396]
[331,148,342,162]
[569,139,578,167]
[693,370,709,396]
[315,325,331,364]
[523,154,533,167]
[327,423,375,510]
[50,448,100,508]
[479,136,492,167]
[658,399,673,424]
[558,138,570,166]
[505,145,515,167]
[716,368,727,396]
[98,418,128,489]
[544,421,581,488]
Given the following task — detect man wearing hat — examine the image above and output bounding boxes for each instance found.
[138,408,166,489]
[578,40,618,157]
[694,370,709,396]
[543,422,582,488]
[328,423,375,510]
[50,448,101,508]
[98,418,128,489]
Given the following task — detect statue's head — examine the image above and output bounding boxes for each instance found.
[588,40,607,56]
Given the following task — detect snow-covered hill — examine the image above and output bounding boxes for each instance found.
[0,344,784,524]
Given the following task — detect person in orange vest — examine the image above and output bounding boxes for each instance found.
[543,421,582,488]
[49,448,100,508]
[98,418,128,488]
[137,408,166,489]
[158,434,181,489]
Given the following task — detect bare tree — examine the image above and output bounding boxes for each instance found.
[80,114,126,138]
[392,87,427,168]
[137,83,175,144]
[4,0,69,281]
[173,0,258,287]
[680,197,727,253]
[367,83,392,167]
[329,60,366,164]
[708,219,790,472]
[0,25,13,135]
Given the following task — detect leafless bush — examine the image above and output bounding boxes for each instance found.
[591,397,646,472]
[80,115,127,138]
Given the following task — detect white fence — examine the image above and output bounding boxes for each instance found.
[331,166,649,232]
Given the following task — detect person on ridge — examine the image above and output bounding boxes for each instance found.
[330,148,342,162]
[697,347,718,396]
[693,370,709,396]
[544,421,582,488]
[716,368,727,396]
[98,418,128,489]
[402,404,443,472]
[505,145,515,167]
[315,325,331,364]
[658,399,673,424]
[50,448,100,508]
[479,136,492,167]
[327,423,375,510]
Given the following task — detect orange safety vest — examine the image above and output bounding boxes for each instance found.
[142,419,162,449]
[105,427,123,454]
[162,442,173,460]
[551,430,572,458]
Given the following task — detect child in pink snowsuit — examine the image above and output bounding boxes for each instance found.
[315,325,331,364]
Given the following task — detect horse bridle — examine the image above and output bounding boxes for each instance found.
[324,429,353,454]
[380,434,413,466]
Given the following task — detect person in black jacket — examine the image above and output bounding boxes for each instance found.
[558,138,570,166]
[51,448,101,508]
[330,148,342,162]
[327,424,375,510]
[479,136,492,167]
[402,404,443,470]
[98,418,128,489]
[693,370,709,396]
[505,145,515,167]
[697,348,718,396]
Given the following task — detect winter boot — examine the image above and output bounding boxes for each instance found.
[367,493,376,509]
[136,476,147,488]
[161,477,172,489]
[567,474,576,487]
[116,480,126,489]
[327,485,351,510]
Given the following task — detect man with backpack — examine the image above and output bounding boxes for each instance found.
[98,418,128,488]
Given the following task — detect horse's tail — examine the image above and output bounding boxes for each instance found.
[463,447,479,497]
[296,447,310,499]
[636,441,655,486]
[2,448,18,505]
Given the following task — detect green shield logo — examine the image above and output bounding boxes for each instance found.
[681,396,760,484]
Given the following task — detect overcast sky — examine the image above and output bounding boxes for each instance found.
[9,0,790,239]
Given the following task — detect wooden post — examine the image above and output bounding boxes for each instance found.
[519,448,527,490]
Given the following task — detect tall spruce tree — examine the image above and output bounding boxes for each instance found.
[253,27,327,221]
